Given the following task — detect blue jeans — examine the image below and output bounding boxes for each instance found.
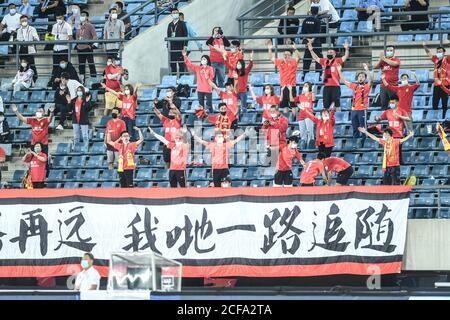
[212,62,226,88]
[239,92,248,112]
[351,110,367,144]
[123,117,136,141]
[73,123,89,143]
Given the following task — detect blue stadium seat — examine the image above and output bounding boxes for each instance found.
[250,180,266,187]
[415,34,431,42]
[303,72,320,84]
[435,151,448,163]
[414,194,436,206]
[47,170,64,182]
[64,182,80,188]
[155,169,168,180]
[136,168,152,181]
[431,165,448,176]
[13,91,29,102]
[90,142,106,154]
[157,75,177,89]
[331,0,342,8]
[422,178,439,186]
[55,143,71,155]
[138,88,157,101]
[426,110,442,121]
[86,155,104,167]
[360,152,378,164]
[72,143,89,154]
[229,167,244,180]
[356,166,373,177]
[69,156,86,167]
[419,137,437,149]
[339,21,355,33]
[232,181,248,187]
[260,167,276,179]
[357,21,373,32]
[30,91,46,102]
[190,168,207,180]
[400,166,411,177]
[137,181,152,188]
[341,9,357,21]
[343,0,358,7]
[413,209,434,219]
[66,169,82,180]
[101,170,118,181]
[81,182,98,188]
[414,70,429,82]
[416,152,431,163]
[266,73,280,86]
[193,180,210,188]
[411,110,424,122]
[240,113,257,125]
[52,155,68,167]
[397,34,413,42]
[136,115,150,127]
[83,169,100,181]
[179,75,195,86]
[413,165,430,177]
[101,181,118,188]
[98,115,111,127]
[336,36,353,47]
[249,72,265,86]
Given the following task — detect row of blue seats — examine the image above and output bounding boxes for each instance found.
[0,90,99,103]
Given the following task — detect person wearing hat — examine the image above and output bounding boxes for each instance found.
[272,135,306,187]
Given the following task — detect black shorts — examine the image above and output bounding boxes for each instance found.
[336,166,353,185]
[301,183,314,187]
[212,168,229,187]
[163,144,171,164]
[169,170,186,188]
[274,170,293,186]
[119,169,134,188]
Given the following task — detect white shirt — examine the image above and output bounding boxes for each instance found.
[75,267,100,291]
[1,13,21,34]
[319,0,340,23]
[16,25,39,54]
[67,79,88,99]
[51,21,73,51]
[0,96,3,113]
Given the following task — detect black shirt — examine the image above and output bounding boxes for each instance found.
[301,16,322,45]
[49,62,81,89]
[167,20,188,49]
[278,17,300,35]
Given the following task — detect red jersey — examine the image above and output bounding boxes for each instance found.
[208,142,232,169]
[119,94,138,120]
[432,55,450,86]
[24,152,48,182]
[219,91,239,115]
[74,98,82,123]
[105,65,123,91]
[300,159,325,184]
[294,93,315,121]
[237,60,253,93]
[184,56,215,93]
[209,38,226,63]
[207,112,237,139]
[161,115,181,143]
[27,117,49,145]
[304,110,336,147]
[319,57,343,87]
[380,109,407,138]
[385,84,420,114]
[105,118,127,148]
[379,138,401,169]
[274,58,298,86]
[0,147,5,161]
[168,142,189,170]
[349,82,371,111]
[256,95,281,120]
[113,142,137,171]
[225,50,244,77]
[378,57,401,88]
[263,114,289,146]
[324,157,351,173]
[277,145,303,171]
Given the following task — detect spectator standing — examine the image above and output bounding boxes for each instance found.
[207,78,240,127]
[235,52,254,112]
[0,3,21,41]
[273,135,306,187]
[206,26,230,88]
[11,59,34,95]
[54,82,70,130]
[103,7,125,59]
[74,253,100,291]
[213,40,244,83]
[38,0,66,20]
[22,143,48,189]
[267,40,301,111]
[182,49,215,112]
[75,11,97,83]
[0,113,11,143]
[13,103,54,155]
[356,0,385,21]
[49,57,80,89]
[166,7,187,74]
[192,129,249,187]
[18,0,34,17]
[359,127,413,185]
[206,102,238,140]
[423,43,450,119]
[302,5,323,73]
[401,0,429,31]
[249,84,281,120]
[115,2,131,39]
[179,12,203,54]
[307,39,349,109]
[299,152,328,186]
[105,107,126,170]
[338,63,372,146]
[381,71,420,132]
[277,6,300,45]
[291,82,316,149]
[51,12,73,68]
[60,72,87,100]
[153,102,182,166]
[68,86,92,144]
[262,105,289,156]
[106,127,144,188]
[67,4,82,33]
[374,45,401,110]
[103,57,124,116]
[311,0,340,43]
[153,86,181,118]
[17,15,39,81]
[303,107,336,157]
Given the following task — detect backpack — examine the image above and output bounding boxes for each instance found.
[177,84,190,98]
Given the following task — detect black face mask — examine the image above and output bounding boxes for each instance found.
[327,54,334,60]
[220,111,227,116]
[111,113,118,119]
[168,115,175,120]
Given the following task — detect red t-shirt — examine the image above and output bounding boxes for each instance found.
[74,98,82,123]
[208,142,232,170]
[378,57,401,88]
[113,142,137,170]
[432,55,450,86]
[0,147,5,162]
[168,142,189,170]
[324,157,351,173]
[119,94,138,120]
[277,145,303,171]
[319,57,343,87]
[263,114,289,146]
[256,95,281,120]
[304,110,336,147]
[274,58,298,86]
[349,82,371,111]
[24,152,48,182]
[209,38,226,63]
[207,112,237,139]
[294,93,315,121]
[385,84,420,114]
[105,65,123,91]
[225,51,244,77]
[380,109,407,138]
[161,115,181,142]
[237,61,253,93]
[378,138,401,169]
[27,117,49,145]
[219,91,239,115]
[105,118,127,148]
[300,159,324,184]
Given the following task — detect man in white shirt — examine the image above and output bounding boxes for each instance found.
[74,252,101,291]
[17,15,39,80]
[61,72,88,100]
[51,12,73,68]
[0,3,21,41]
[311,0,341,44]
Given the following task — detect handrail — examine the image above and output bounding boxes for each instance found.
[237,0,290,19]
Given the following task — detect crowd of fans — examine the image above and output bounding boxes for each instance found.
[0,1,448,189]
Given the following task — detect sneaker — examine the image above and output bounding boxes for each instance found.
[56,124,64,131]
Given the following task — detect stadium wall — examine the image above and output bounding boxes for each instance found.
[122,0,259,85]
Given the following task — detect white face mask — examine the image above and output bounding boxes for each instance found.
[175,140,182,146]
[36,112,43,118]
[79,16,86,22]
[9,8,16,15]
[111,13,117,20]
[264,89,271,95]
[201,59,208,66]
[21,62,27,68]
[437,52,444,59]
[389,103,396,109]
[236,64,242,70]
[72,8,79,14]
[401,80,408,86]
[172,13,179,20]
[166,91,173,98]
[322,114,329,121]
[216,137,224,144]
[0,117,4,122]
[385,51,394,58]
[270,112,278,119]
[230,47,237,53]
[77,91,83,97]
[302,87,309,94]
[290,143,298,149]
[106,61,112,66]
[57,19,64,24]
[124,89,131,95]
[21,21,28,27]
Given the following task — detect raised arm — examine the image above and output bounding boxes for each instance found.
[206,77,222,95]
[291,43,301,63]
[230,127,250,146]
[101,83,120,97]
[191,130,209,147]
[105,129,116,148]
[358,127,380,142]
[249,84,258,101]
[307,40,321,64]
[341,41,350,63]
[363,63,372,86]
[134,83,142,98]
[153,99,163,120]
[411,70,420,86]
[12,104,27,123]
[148,126,169,146]
[422,41,434,59]
[47,105,55,124]
[400,131,414,144]
[134,126,144,146]
[266,39,276,62]
[336,65,351,87]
